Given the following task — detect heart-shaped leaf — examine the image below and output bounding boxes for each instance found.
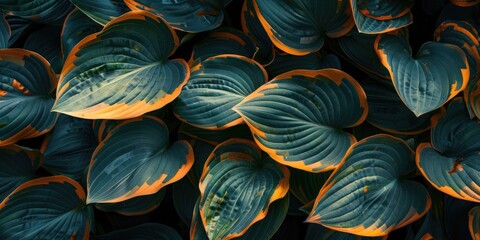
[234,69,368,172]
[124,0,232,32]
[70,0,130,25]
[0,49,58,146]
[351,0,414,34]
[253,0,354,55]
[0,145,41,202]
[40,114,97,181]
[87,116,194,204]
[174,54,267,130]
[0,176,92,240]
[308,134,431,237]
[375,31,469,116]
[416,98,480,202]
[198,139,289,239]
[0,0,74,24]
[54,11,190,119]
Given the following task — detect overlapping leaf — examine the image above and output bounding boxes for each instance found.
[0,176,92,240]
[435,20,480,119]
[0,145,40,202]
[61,9,103,60]
[416,98,480,202]
[40,114,97,181]
[254,0,354,55]
[174,54,267,130]
[70,0,130,25]
[351,0,414,34]
[124,0,232,32]
[0,49,58,146]
[5,15,31,47]
[198,139,289,239]
[0,0,74,24]
[234,69,368,172]
[54,11,190,119]
[24,26,63,73]
[95,189,165,216]
[375,30,469,116]
[87,116,194,204]
[308,134,431,237]
[470,206,480,240]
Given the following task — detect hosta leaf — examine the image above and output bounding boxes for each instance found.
[0,0,74,24]
[176,136,214,186]
[240,0,274,65]
[254,0,354,55]
[337,29,390,79]
[266,53,341,79]
[124,0,232,32]
[375,31,469,116]
[54,11,190,119]
[5,15,31,47]
[306,224,387,240]
[92,119,121,142]
[0,13,10,49]
[351,0,414,34]
[198,139,290,239]
[234,69,368,172]
[189,28,256,66]
[172,178,199,226]
[0,176,92,240]
[0,49,58,146]
[87,116,194,204]
[70,0,130,25]
[416,98,480,202]
[95,189,165,216]
[192,194,290,240]
[363,81,437,134]
[40,114,97,181]
[435,20,480,119]
[289,168,331,205]
[470,206,480,240]
[93,223,181,240]
[308,134,431,237]
[174,54,267,130]
[0,145,41,202]
[451,0,480,6]
[24,26,63,73]
[61,9,103,61]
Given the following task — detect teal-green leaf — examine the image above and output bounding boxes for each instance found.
[174,54,267,130]
[87,116,194,204]
[93,223,182,240]
[70,0,130,25]
[234,69,368,172]
[254,0,354,55]
[0,13,10,49]
[0,0,74,24]
[124,0,232,33]
[416,98,480,202]
[240,0,275,65]
[0,49,58,146]
[5,15,31,47]
[189,28,256,66]
[61,9,103,61]
[435,20,480,119]
[375,30,469,116]
[54,11,190,120]
[307,134,431,237]
[0,145,41,202]
[305,224,387,240]
[95,189,165,216]
[40,114,97,182]
[198,139,290,239]
[24,25,63,73]
[470,206,480,240]
[0,176,92,240]
[363,81,437,135]
[351,0,414,34]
